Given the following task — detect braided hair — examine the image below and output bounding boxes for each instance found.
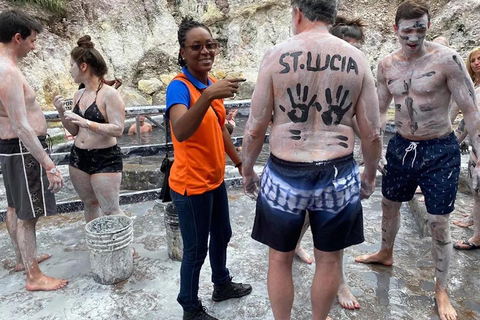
[177,17,212,67]
[71,35,108,78]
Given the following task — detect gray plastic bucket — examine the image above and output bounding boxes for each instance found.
[164,202,183,261]
[85,215,134,285]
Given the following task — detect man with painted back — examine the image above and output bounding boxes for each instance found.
[355,1,480,320]
[0,10,67,291]
[242,0,382,318]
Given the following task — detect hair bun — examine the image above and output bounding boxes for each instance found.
[77,35,94,49]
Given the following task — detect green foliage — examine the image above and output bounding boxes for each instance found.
[8,0,67,14]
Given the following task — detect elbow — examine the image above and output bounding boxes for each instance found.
[245,128,263,141]
[113,126,124,138]
[176,135,186,143]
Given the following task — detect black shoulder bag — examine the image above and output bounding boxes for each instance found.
[159,115,174,202]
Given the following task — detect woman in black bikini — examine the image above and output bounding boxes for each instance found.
[53,35,126,223]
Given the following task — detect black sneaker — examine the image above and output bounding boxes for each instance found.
[212,277,252,302]
[183,303,218,320]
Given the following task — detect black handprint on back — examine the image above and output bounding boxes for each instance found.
[279,83,322,123]
[321,85,353,125]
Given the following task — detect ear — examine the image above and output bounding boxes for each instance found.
[13,33,22,44]
[80,62,88,72]
[428,21,431,29]
[294,7,303,25]
[180,48,186,62]
[393,24,398,33]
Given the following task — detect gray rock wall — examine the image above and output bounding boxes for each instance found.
[1,0,479,109]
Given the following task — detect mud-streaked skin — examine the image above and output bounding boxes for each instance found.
[0,30,67,291]
[242,7,381,320]
[53,55,127,222]
[242,22,381,200]
[358,14,480,320]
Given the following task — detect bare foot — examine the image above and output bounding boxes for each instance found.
[26,274,68,291]
[15,254,52,272]
[355,251,393,266]
[452,218,474,228]
[337,282,360,310]
[295,247,313,264]
[435,289,457,320]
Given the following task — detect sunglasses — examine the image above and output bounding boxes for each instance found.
[185,42,219,52]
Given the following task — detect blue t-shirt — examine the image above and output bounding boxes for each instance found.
[165,67,213,118]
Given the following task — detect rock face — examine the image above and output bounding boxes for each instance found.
[1,0,479,109]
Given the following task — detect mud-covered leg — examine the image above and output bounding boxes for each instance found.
[428,213,457,320]
[355,198,401,265]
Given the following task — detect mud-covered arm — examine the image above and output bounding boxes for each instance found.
[53,91,80,136]
[356,63,382,189]
[87,89,125,137]
[377,61,393,135]
[455,118,468,143]
[241,52,274,176]
[0,67,56,171]
[447,54,480,158]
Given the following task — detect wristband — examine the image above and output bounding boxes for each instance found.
[235,162,242,168]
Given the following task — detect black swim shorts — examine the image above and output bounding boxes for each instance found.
[0,136,57,220]
[382,132,460,215]
[252,153,364,252]
[69,144,123,175]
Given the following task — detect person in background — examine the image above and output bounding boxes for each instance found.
[166,17,252,320]
[128,115,153,135]
[53,35,126,224]
[452,47,480,251]
[294,14,368,311]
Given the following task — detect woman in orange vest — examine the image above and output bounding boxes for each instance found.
[165,17,252,320]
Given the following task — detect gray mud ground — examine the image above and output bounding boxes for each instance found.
[0,186,479,320]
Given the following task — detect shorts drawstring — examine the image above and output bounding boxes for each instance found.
[402,142,418,168]
[333,165,338,179]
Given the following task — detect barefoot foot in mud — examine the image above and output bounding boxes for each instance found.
[435,289,457,320]
[15,253,52,272]
[337,282,360,310]
[355,251,393,266]
[452,218,474,228]
[295,247,313,264]
[26,274,68,291]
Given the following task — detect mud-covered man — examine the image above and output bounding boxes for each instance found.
[355,2,480,320]
[241,0,382,318]
[0,10,67,291]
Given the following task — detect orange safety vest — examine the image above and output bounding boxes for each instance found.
[168,73,226,196]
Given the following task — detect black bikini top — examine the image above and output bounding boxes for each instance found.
[72,86,107,123]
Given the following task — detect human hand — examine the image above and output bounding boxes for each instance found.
[243,172,260,200]
[360,172,375,200]
[377,155,387,175]
[64,111,89,128]
[473,163,480,194]
[52,94,66,113]
[205,78,246,100]
[46,168,64,193]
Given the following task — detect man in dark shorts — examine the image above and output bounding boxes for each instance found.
[355,2,480,320]
[241,0,382,318]
[0,10,67,291]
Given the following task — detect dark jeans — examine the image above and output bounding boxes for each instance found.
[171,182,232,312]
